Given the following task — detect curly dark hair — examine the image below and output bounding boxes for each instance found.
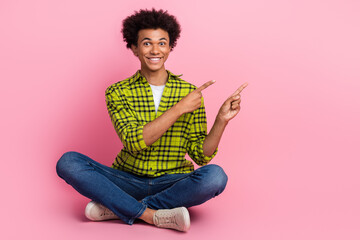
[122,8,181,50]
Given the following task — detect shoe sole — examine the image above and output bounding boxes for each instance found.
[85,201,97,221]
[180,207,191,232]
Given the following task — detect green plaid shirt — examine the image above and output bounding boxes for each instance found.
[105,70,217,177]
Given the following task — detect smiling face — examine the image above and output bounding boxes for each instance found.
[131,28,171,74]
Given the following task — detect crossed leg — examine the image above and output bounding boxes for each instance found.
[56,151,227,229]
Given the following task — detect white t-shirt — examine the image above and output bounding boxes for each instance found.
[149,84,166,114]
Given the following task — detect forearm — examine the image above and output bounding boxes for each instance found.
[203,117,228,157]
[143,103,183,146]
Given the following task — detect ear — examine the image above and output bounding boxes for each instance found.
[131,44,138,57]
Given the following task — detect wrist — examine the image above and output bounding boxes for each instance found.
[215,115,228,127]
[173,102,185,117]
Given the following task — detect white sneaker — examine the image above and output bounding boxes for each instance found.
[153,207,190,232]
[85,201,120,221]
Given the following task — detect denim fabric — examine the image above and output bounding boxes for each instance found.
[56,151,227,225]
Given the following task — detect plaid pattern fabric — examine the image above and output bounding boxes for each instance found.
[105,70,217,177]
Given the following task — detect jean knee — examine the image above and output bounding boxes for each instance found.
[56,151,83,178]
[201,164,228,195]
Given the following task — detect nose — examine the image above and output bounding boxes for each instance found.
[150,45,160,55]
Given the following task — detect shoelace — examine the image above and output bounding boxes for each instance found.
[157,214,177,225]
[100,206,116,217]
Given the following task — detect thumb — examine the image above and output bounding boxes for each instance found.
[229,94,240,102]
[224,94,240,105]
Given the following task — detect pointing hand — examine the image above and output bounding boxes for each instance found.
[216,82,248,123]
[177,80,215,114]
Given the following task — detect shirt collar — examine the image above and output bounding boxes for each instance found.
[129,70,183,85]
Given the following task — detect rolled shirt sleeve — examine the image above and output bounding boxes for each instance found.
[186,97,218,165]
[105,86,148,154]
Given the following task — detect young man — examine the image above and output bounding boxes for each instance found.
[56,9,247,232]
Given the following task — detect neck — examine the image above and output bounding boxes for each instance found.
[140,67,168,86]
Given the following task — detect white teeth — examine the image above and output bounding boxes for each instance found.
[149,58,160,60]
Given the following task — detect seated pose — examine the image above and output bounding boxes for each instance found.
[56,8,247,232]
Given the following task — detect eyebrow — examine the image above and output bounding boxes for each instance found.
[141,37,168,42]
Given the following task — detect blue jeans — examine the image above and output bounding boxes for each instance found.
[56,151,228,225]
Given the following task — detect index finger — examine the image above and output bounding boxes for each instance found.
[197,80,216,92]
[232,82,248,96]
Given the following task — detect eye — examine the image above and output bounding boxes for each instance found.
[159,42,166,46]
[143,42,151,46]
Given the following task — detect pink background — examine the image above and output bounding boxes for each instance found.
[1,0,359,239]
